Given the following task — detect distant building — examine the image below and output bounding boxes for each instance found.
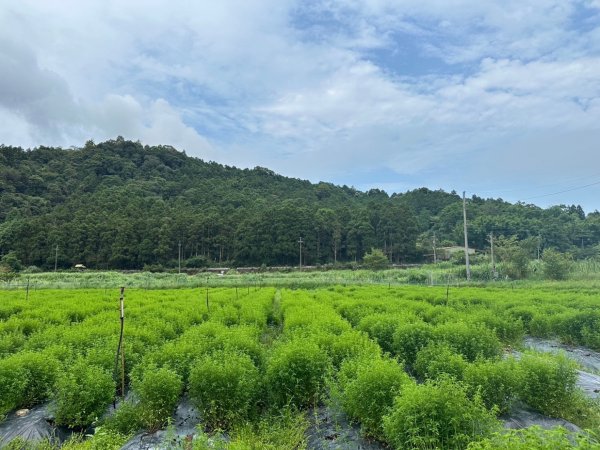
[74,264,87,270]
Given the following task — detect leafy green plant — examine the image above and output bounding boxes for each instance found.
[413,343,468,380]
[15,352,60,407]
[341,357,412,439]
[53,359,115,428]
[266,338,331,408]
[362,248,389,270]
[133,365,183,431]
[383,377,499,449]
[0,357,27,417]
[517,352,578,417]
[542,249,573,280]
[555,311,600,350]
[225,407,309,450]
[466,426,600,450]
[392,321,435,367]
[189,350,261,428]
[435,322,502,362]
[357,313,412,354]
[101,401,144,436]
[323,329,382,369]
[464,358,521,415]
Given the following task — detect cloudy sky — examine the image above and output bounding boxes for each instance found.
[2,1,600,211]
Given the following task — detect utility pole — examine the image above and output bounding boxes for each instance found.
[489,232,496,278]
[298,237,303,268]
[462,191,471,281]
[537,235,541,260]
[54,245,58,272]
[178,241,181,274]
[432,233,437,264]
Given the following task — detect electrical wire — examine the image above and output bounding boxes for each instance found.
[522,179,600,200]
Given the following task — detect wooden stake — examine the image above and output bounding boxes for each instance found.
[114,287,126,403]
[206,280,210,313]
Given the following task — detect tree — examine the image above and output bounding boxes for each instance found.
[0,251,22,272]
[495,236,530,279]
[363,248,389,270]
[542,249,573,280]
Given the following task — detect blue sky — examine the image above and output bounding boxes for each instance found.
[1,0,600,211]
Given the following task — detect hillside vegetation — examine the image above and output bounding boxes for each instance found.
[1,137,600,270]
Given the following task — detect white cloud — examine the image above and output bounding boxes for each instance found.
[1,0,600,207]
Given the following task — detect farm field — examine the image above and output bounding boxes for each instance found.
[0,283,599,449]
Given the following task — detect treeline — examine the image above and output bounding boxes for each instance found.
[1,137,599,270]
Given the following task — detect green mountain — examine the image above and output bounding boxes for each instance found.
[1,138,598,269]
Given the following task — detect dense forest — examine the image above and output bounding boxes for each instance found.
[1,137,599,270]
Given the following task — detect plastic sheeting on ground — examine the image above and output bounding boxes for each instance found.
[121,397,202,450]
[0,404,69,446]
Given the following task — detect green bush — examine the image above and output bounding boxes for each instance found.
[226,407,309,450]
[466,426,600,450]
[184,255,209,268]
[1,252,22,272]
[53,360,115,428]
[435,322,502,362]
[362,248,389,270]
[216,326,265,368]
[555,311,600,350]
[81,427,129,450]
[133,366,183,431]
[357,314,408,354]
[341,357,412,439]
[517,352,578,417]
[413,343,467,380]
[0,358,27,417]
[542,249,573,280]
[464,358,521,415]
[472,311,525,345]
[392,322,435,367]
[15,352,60,407]
[266,338,331,408]
[383,377,499,449]
[102,401,144,436]
[189,350,261,427]
[325,330,381,369]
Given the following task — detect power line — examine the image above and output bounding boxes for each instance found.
[471,172,600,196]
[522,179,600,200]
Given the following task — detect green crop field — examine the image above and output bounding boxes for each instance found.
[1,282,599,449]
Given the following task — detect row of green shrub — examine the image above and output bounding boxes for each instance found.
[0,288,275,427]
[330,285,600,351]
[2,284,599,449]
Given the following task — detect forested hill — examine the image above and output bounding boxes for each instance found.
[1,138,598,270]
